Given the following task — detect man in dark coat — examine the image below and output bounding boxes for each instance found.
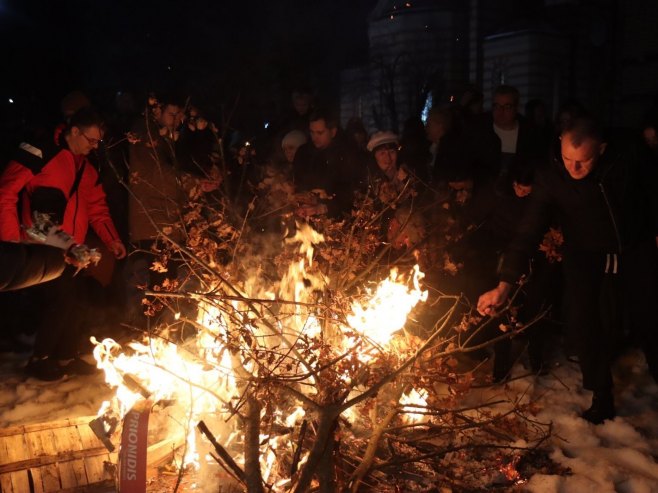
[477,117,658,424]
[292,109,365,218]
[466,85,549,187]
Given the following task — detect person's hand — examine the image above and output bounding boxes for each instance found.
[476,282,512,316]
[108,240,127,259]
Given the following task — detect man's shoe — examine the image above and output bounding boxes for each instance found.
[581,393,615,424]
[25,357,64,381]
[61,357,98,376]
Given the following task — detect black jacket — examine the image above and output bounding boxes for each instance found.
[292,138,366,217]
[500,141,658,283]
[465,113,549,185]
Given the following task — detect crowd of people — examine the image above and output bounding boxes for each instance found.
[1,83,658,426]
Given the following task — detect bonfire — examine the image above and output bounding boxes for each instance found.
[89,151,555,493]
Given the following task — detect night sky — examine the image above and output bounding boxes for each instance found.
[0,0,377,129]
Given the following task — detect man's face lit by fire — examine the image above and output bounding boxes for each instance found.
[159,104,181,131]
[69,125,103,156]
[309,119,336,150]
[560,132,606,180]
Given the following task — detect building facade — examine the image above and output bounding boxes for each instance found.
[341,0,657,132]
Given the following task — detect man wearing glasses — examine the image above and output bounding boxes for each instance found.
[467,85,549,186]
[0,108,125,258]
[0,107,126,380]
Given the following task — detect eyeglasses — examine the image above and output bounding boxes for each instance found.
[81,132,102,147]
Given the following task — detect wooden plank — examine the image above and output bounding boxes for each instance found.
[51,427,79,490]
[4,434,31,493]
[0,430,11,467]
[34,429,62,493]
[8,470,30,493]
[0,416,97,438]
[0,472,14,493]
[77,425,109,484]
[66,421,90,487]
[24,430,45,493]
[28,468,46,493]
[83,455,113,487]
[0,444,109,473]
[147,437,185,467]
[0,433,13,492]
[75,423,104,450]
[4,433,30,462]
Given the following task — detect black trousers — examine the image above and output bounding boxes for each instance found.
[493,257,562,376]
[563,243,658,393]
[33,265,92,360]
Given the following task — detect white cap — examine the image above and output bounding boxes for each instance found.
[281,130,307,149]
[367,131,399,152]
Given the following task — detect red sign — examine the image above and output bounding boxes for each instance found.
[118,406,150,492]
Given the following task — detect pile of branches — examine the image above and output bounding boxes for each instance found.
[113,152,562,493]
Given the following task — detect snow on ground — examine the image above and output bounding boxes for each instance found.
[0,350,112,427]
[0,344,657,492]
[509,349,658,492]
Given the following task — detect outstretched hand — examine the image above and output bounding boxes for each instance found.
[476,281,513,316]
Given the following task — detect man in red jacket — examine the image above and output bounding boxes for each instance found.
[0,110,126,255]
[0,108,127,380]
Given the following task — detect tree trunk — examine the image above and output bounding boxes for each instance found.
[293,408,338,493]
[243,394,264,493]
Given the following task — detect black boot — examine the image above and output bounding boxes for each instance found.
[581,391,615,424]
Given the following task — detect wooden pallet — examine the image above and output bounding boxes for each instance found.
[0,414,186,493]
[0,415,116,493]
